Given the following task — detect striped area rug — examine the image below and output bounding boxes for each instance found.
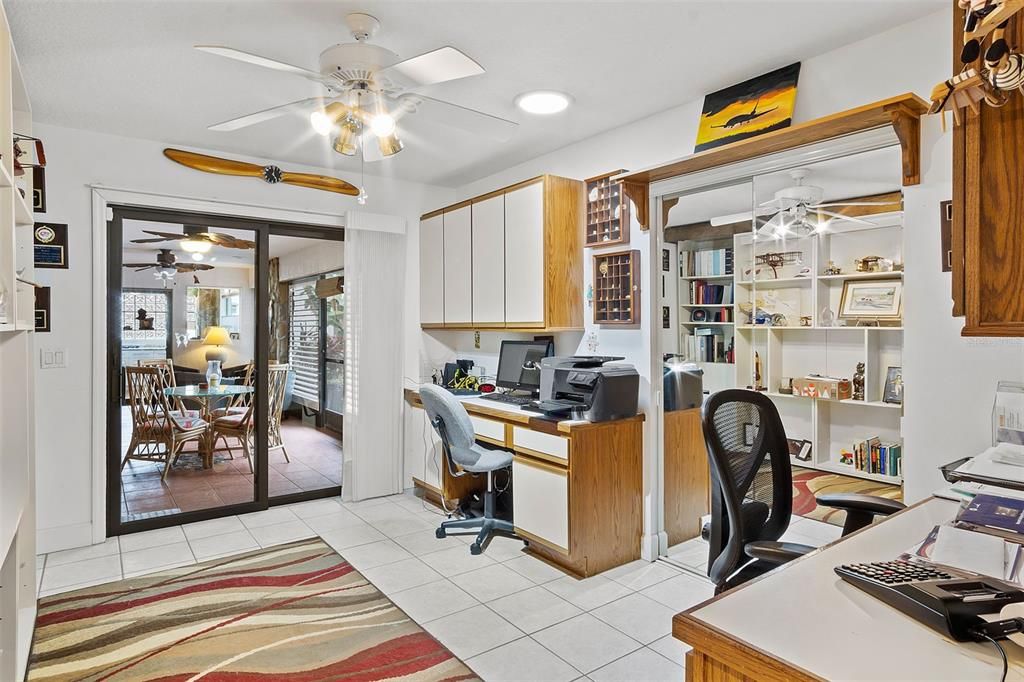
[793,466,903,527]
[29,538,478,681]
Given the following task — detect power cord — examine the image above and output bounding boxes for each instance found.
[980,634,1008,682]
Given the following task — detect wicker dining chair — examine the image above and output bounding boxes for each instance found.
[123,365,209,480]
[268,363,291,463]
[138,358,198,417]
[212,361,255,419]
[211,397,255,473]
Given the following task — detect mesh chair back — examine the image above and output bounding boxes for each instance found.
[419,385,477,468]
[702,389,793,587]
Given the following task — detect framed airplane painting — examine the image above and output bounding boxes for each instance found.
[694,63,801,153]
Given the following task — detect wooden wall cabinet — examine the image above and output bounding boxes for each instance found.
[950,6,1024,335]
[593,249,641,325]
[419,174,585,332]
[585,171,630,247]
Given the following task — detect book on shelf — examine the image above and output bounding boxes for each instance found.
[954,493,1024,542]
[688,281,733,306]
[685,329,731,364]
[849,437,902,477]
[681,247,734,277]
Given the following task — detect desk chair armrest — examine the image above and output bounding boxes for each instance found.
[815,493,907,536]
[744,540,815,566]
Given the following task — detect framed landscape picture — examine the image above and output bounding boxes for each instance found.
[839,279,903,321]
[694,62,801,153]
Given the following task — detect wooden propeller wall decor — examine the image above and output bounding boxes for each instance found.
[163,149,360,196]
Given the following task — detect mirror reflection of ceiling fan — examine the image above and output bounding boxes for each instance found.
[123,249,214,287]
[197,12,517,164]
[711,169,901,238]
[130,227,256,259]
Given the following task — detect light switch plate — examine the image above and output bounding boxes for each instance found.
[39,348,66,369]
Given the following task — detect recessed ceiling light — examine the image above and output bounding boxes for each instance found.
[515,90,572,115]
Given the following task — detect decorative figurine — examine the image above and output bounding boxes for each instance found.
[754,351,766,391]
[823,261,842,276]
[800,315,813,327]
[820,306,836,328]
[853,362,865,401]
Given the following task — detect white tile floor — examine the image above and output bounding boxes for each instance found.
[36,492,841,681]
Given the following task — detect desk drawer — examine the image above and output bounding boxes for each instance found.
[512,427,568,463]
[513,456,569,553]
[471,416,506,445]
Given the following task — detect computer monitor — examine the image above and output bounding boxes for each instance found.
[495,340,553,393]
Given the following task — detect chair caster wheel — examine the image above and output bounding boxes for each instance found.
[435,528,446,539]
[470,543,482,555]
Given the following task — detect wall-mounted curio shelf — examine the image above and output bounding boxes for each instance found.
[585,171,629,247]
[593,249,640,325]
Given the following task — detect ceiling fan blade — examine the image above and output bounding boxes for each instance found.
[176,263,215,272]
[123,263,157,269]
[397,94,517,141]
[141,230,188,239]
[203,233,257,249]
[209,97,324,132]
[130,237,177,244]
[280,171,359,196]
[811,201,901,208]
[377,46,484,91]
[195,46,327,85]
[164,149,264,179]
[816,209,875,226]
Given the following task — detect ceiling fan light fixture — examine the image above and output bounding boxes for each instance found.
[191,252,205,262]
[333,119,360,156]
[370,112,396,137]
[515,90,572,115]
[377,131,404,157]
[310,102,348,136]
[180,238,213,254]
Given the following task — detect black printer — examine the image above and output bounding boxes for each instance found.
[537,356,639,422]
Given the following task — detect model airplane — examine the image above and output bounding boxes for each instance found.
[711,99,779,130]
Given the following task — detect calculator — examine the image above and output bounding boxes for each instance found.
[835,559,1024,642]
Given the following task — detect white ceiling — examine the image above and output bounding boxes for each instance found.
[8,1,943,188]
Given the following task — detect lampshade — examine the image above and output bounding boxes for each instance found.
[203,326,232,346]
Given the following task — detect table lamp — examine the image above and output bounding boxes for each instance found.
[203,326,231,363]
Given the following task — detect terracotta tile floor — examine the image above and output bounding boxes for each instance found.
[119,410,342,522]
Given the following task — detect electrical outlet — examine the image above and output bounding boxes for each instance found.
[39,348,67,369]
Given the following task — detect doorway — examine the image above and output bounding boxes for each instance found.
[107,206,344,536]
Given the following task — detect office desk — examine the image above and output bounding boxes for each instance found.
[675,497,1024,681]
[403,388,644,577]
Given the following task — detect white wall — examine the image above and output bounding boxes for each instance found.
[31,122,450,553]
[444,8,996,523]
[277,241,344,282]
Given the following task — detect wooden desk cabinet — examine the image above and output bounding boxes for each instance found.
[664,408,711,547]
[403,389,644,577]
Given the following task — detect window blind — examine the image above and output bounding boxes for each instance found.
[288,280,320,409]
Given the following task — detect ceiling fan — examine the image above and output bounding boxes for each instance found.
[123,249,214,287]
[130,226,256,256]
[711,169,902,238]
[198,12,517,163]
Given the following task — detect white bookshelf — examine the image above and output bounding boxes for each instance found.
[678,243,737,393]
[0,4,37,680]
[732,215,904,485]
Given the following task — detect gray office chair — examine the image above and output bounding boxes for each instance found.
[419,384,519,555]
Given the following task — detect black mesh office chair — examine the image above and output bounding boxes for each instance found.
[702,389,906,594]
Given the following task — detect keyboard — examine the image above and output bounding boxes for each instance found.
[479,393,535,406]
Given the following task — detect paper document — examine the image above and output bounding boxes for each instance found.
[955,448,1024,485]
[931,525,1006,578]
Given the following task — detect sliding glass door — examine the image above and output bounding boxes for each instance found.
[108,208,344,536]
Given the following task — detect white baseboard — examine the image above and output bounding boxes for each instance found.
[641,531,666,562]
[37,522,94,555]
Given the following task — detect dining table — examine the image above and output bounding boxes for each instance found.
[163,384,254,468]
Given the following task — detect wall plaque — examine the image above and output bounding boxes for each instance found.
[33,223,68,269]
[34,286,50,332]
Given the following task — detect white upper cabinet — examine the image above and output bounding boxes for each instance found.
[418,214,444,325]
[471,194,505,325]
[504,182,545,326]
[442,205,473,325]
